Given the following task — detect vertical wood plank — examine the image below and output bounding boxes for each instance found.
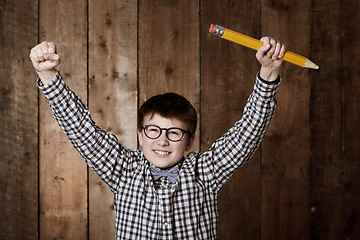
[201,0,262,239]
[261,0,311,239]
[342,1,360,238]
[138,0,200,149]
[88,0,138,239]
[310,0,343,239]
[39,0,88,239]
[311,0,360,239]
[0,0,39,239]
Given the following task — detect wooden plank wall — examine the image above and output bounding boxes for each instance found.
[138,0,200,147]
[260,0,311,239]
[201,1,262,239]
[0,1,39,239]
[311,0,360,239]
[38,0,88,239]
[1,0,359,239]
[88,0,137,239]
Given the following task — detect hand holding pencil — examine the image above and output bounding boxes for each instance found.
[256,36,286,81]
[256,36,286,68]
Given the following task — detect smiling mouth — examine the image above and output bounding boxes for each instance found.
[153,150,170,156]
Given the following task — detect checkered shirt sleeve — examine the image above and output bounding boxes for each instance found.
[37,72,139,193]
[198,74,280,192]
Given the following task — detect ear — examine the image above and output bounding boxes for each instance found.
[138,130,143,147]
[185,134,196,151]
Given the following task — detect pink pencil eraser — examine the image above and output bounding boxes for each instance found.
[209,24,216,34]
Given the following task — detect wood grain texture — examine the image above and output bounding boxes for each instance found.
[88,0,138,239]
[342,0,360,234]
[0,0,39,239]
[138,0,200,150]
[311,0,360,239]
[261,0,311,239]
[39,0,88,239]
[310,0,344,239]
[201,1,262,239]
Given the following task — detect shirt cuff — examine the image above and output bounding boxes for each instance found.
[257,72,281,85]
[255,73,280,99]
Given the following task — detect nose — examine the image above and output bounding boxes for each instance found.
[157,131,169,146]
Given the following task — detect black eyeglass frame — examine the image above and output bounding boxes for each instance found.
[142,125,188,142]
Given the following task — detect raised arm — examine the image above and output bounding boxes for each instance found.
[29,42,137,192]
[200,37,286,191]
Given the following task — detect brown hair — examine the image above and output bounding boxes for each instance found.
[138,93,197,137]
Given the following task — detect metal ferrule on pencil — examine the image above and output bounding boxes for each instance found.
[212,25,225,37]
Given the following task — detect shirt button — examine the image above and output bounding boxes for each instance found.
[164,222,168,226]
[162,195,166,199]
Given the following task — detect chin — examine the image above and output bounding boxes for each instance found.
[150,159,178,169]
[153,162,173,169]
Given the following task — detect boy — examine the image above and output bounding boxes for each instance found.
[30,37,285,239]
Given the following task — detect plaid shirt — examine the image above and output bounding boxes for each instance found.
[38,72,279,239]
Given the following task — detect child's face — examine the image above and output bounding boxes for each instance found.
[138,113,195,168]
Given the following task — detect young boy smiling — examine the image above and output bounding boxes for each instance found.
[138,92,198,169]
[30,36,285,239]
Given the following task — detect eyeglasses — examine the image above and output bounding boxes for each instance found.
[142,125,188,142]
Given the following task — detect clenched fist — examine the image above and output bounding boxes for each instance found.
[29,41,60,85]
[256,37,286,82]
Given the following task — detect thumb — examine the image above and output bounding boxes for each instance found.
[48,53,60,61]
[47,53,61,69]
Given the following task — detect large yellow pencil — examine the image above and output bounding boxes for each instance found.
[209,24,319,69]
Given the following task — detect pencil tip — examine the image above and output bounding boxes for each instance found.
[304,59,319,69]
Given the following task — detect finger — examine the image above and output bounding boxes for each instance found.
[266,38,277,57]
[272,42,282,60]
[39,41,51,60]
[29,48,40,62]
[48,53,60,61]
[47,42,56,54]
[34,47,45,62]
[260,37,271,51]
[279,44,286,58]
[43,42,57,61]
[29,54,40,63]
[33,43,47,62]
[44,42,59,61]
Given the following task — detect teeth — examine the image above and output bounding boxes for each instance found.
[154,150,169,155]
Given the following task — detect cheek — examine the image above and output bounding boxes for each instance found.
[176,141,189,153]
